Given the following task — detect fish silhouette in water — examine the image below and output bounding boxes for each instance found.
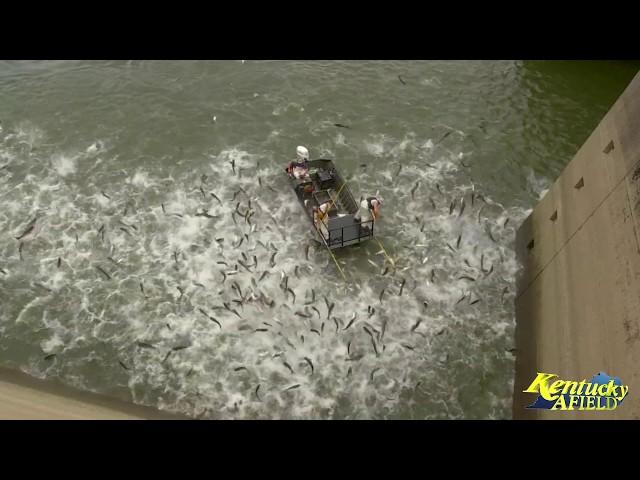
[283,362,294,374]
[210,192,222,205]
[303,357,314,375]
[410,319,422,332]
[333,317,340,333]
[15,224,34,240]
[411,181,419,199]
[95,265,111,280]
[343,313,357,330]
[437,130,452,144]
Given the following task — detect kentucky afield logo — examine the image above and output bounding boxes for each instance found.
[523,372,629,411]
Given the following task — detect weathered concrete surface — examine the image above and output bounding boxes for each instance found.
[0,367,187,420]
[514,71,640,419]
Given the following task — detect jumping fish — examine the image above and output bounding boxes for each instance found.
[303,357,314,375]
[398,279,406,296]
[15,224,34,241]
[95,265,111,280]
[283,362,294,374]
[343,313,357,330]
[333,317,340,333]
[411,181,419,199]
[437,130,452,144]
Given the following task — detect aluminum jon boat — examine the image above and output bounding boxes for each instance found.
[287,158,375,250]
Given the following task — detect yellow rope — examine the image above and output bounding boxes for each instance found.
[375,237,396,267]
[314,222,348,282]
[326,242,348,282]
[319,181,348,222]
[313,177,366,282]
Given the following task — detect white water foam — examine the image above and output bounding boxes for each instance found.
[0,125,527,419]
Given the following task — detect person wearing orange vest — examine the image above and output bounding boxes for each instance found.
[355,196,383,229]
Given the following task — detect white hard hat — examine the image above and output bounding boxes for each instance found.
[296,146,309,161]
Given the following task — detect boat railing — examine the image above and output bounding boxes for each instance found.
[314,218,375,248]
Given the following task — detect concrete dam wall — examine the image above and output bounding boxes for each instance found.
[513,71,640,419]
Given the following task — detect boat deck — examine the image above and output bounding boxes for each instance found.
[288,159,374,249]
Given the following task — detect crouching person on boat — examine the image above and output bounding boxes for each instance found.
[285,145,310,180]
[355,196,383,233]
[313,202,331,241]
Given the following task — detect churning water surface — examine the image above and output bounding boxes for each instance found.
[0,60,637,419]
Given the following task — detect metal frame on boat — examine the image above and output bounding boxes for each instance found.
[287,159,375,250]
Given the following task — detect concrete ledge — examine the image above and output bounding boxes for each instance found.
[0,367,188,420]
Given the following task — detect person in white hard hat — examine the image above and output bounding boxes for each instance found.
[285,146,310,180]
[355,196,383,231]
